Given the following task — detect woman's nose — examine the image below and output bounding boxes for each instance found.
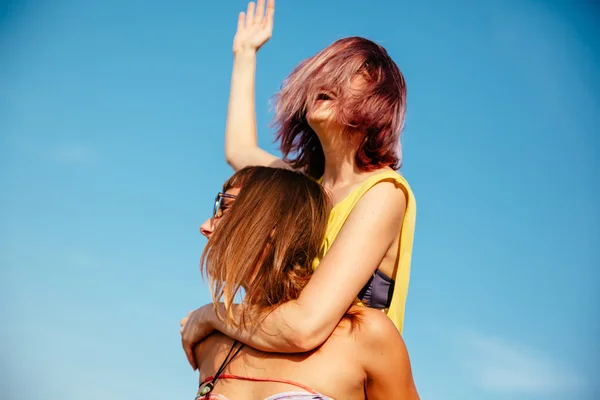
[200,218,215,238]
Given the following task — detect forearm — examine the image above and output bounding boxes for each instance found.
[224,50,259,170]
[207,300,331,353]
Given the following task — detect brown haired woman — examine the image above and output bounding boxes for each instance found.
[195,166,419,400]
[181,0,417,366]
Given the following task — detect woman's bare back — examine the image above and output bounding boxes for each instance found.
[195,319,366,399]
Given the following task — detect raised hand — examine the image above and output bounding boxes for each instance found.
[232,0,275,55]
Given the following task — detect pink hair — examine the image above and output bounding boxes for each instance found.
[272,36,407,178]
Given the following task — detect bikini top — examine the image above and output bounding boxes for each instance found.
[357,269,394,309]
[196,341,333,400]
[196,374,333,400]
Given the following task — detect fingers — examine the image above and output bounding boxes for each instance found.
[180,310,193,327]
[181,312,198,370]
[183,337,198,370]
[265,0,275,29]
[179,310,193,334]
[255,0,265,24]
[237,11,245,32]
[241,0,272,30]
[246,2,255,26]
[180,322,186,333]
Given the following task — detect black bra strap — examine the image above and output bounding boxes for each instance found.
[198,340,244,397]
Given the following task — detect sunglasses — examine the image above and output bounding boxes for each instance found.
[213,192,238,219]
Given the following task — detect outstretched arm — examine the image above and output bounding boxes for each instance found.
[225,0,287,171]
[182,181,406,368]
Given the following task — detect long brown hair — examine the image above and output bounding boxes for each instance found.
[201,166,331,327]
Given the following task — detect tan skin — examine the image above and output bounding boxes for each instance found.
[196,191,418,400]
[196,310,418,400]
[182,0,407,364]
[199,188,240,239]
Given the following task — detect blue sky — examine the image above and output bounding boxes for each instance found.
[1,0,598,399]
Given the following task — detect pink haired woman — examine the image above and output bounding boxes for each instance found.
[181,0,417,368]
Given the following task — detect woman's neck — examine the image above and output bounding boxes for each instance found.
[319,129,365,188]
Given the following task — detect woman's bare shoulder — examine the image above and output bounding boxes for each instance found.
[345,306,405,348]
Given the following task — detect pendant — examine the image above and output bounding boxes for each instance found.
[197,382,214,398]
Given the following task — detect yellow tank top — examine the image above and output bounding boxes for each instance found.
[313,170,416,334]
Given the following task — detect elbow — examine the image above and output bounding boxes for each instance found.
[224,155,235,169]
[285,318,330,353]
[224,147,254,170]
[224,148,238,169]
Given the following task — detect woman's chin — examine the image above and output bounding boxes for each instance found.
[307,114,335,132]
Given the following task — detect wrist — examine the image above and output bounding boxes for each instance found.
[233,48,257,60]
[200,303,217,328]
